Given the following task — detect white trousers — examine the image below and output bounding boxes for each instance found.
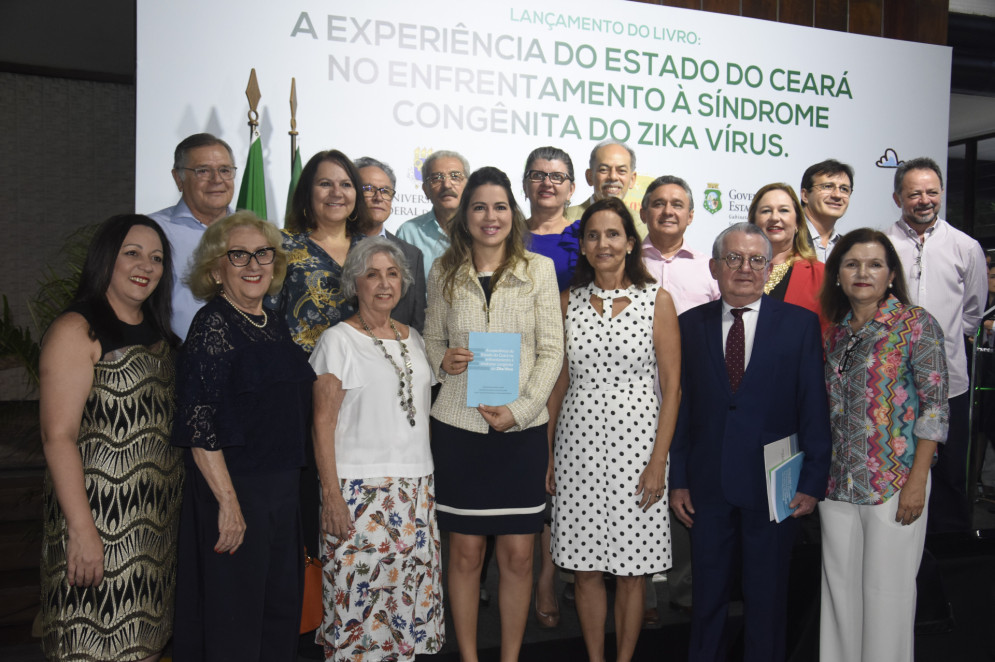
[819,477,930,662]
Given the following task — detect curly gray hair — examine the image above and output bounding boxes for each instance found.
[340,236,413,302]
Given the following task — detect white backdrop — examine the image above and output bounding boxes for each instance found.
[136,0,951,253]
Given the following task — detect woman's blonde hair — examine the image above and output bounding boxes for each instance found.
[436,166,532,302]
[748,183,817,263]
[187,211,287,301]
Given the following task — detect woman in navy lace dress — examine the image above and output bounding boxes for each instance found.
[172,211,316,661]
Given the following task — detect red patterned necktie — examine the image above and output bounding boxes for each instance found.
[726,308,747,392]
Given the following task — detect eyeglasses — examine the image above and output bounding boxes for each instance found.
[526,170,572,185]
[361,184,396,200]
[426,171,465,186]
[180,166,238,181]
[721,253,769,271]
[838,333,865,375]
[226,247,276,267]
[811,182,852,197]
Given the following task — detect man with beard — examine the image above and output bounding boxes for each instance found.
[886,156,987,533]
[397,150,469,278]
[565,140,638,222]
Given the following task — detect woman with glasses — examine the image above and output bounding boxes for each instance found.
[39,215,182,662]
[273,149,373,353]
[523,146,580,292]
[172,211,316,661]
[819,228,948,662]
[748,183,828,329]
[424,166,563,662]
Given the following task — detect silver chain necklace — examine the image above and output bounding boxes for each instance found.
[357,314,416,427]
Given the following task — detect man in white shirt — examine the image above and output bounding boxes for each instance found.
[640,175,720,315]
[148,133,236,341]
[565,140,637,223]
[885,156,988,533]
[799,159,854,262]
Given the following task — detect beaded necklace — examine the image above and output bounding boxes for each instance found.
[221,291,267,329]
[357,314,416,427]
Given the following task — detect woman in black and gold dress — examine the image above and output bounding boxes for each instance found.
[39,214,183,662]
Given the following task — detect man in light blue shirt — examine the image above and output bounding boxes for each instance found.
[799,159,853,262]
[396,150,469,277]
[148,133,236,341]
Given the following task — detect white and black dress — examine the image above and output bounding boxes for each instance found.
[551,282,672,576]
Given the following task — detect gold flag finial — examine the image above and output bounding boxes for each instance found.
[245,68,261,129]
[289,78,298,136]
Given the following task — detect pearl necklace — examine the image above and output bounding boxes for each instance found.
[221,291,267,329]
[357,313,416,427]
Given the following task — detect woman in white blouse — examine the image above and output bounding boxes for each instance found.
[424,166,564,662]
[310,237,445,661]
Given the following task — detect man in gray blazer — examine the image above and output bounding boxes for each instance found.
[355,157,427,331]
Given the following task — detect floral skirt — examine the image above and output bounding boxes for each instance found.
[318,475,445,661]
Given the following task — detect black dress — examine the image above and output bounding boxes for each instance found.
[171,296,315,662]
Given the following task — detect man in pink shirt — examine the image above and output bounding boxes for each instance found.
[640,175,720,315]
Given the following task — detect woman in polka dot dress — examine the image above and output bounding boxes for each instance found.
[547,197,681,662]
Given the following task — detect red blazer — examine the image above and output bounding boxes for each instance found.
[784,258,829,335]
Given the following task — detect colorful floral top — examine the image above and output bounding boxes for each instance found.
[824,295,949,505]
[268,230,356,354]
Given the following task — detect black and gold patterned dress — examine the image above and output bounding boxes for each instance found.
[40,306,183,661]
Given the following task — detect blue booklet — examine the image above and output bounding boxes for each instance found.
[769,451,805,523]
[466,332,520,407]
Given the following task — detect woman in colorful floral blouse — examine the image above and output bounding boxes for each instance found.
[819,228,949,662]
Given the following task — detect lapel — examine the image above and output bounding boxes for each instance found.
[740,295,778,392]
[702,301,731,396]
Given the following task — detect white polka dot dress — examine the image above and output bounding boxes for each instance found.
[551,282,672,576]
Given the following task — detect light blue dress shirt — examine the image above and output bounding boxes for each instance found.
[148,198,232,342]
[396,210,449,278]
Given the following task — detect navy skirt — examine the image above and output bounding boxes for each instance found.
[431,418,547,535]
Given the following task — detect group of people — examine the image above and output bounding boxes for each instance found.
[36,131,989,662]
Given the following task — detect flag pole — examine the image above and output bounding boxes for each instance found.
[245,68,261,143]
[289,77,298,170]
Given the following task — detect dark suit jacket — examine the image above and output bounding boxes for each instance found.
[386,231,426,333]
[671,295,830,511]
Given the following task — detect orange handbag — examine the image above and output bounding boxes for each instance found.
[300,549,323,634]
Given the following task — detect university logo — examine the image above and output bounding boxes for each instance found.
[703,184,722,215]
[412,148,433,185]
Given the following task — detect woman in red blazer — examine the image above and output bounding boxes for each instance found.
[749,183,829,333]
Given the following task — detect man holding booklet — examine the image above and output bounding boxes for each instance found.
[669,222,831,662]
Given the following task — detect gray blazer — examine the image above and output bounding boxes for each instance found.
[386,231,426,332]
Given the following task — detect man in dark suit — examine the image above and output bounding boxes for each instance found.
[670,222,831,662]
[356,157,426,331]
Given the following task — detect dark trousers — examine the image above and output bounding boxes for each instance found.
[173,469,304,662]
[690,500,798,662]
[927,392,972,533]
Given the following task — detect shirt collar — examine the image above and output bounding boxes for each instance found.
[722,296,762,315]
[842,294,904,330]
[641,236,695,261]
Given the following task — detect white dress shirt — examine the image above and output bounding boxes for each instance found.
[885,218,987,397]
[721,296,762,370]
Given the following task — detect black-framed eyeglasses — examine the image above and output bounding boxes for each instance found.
[721,253,768,271]
[361,184,396,200]
[426,171,465,185]
[811,182,852,197]
[837,333,865,375]
[180,165,237,181]
[525,170,572,185]
[226,247,276,267]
